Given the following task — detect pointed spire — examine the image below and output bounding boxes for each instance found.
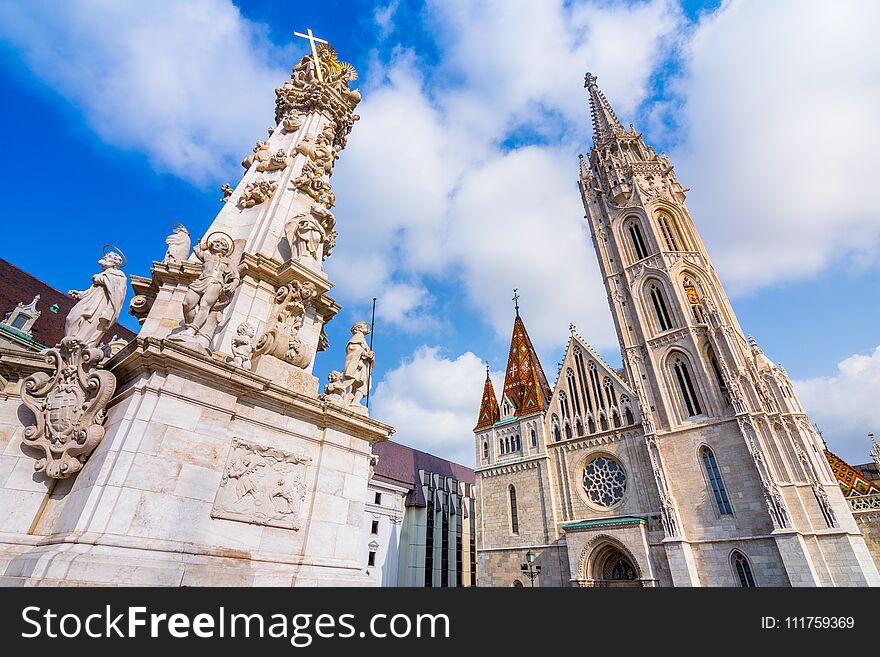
[502,310,552,417]
[475,365,500,430]
[870,432,880,470]
[584,72,625,142]
[749,335,774,371]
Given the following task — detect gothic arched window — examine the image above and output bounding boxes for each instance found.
[576,418,584,436]
[589,362,605,409]
[559,391,570,421]
[588,416,596,434]
[731,550,755,587]
[599,414,609,432]
[683,277,706,324]
[482,440,488,459]
[657,213,681,251]
[567,369,582,416]
[531,429,538,447]
[701,446,732,515]
[575,350,593,412]
[552,415,562,442]
[603,377,617,406]
[673,357,702,417]
[649,283,674,332]
[612,411,621,428]
[509,485,519,535]
[708,347,728,402]
[627,220,649,261]
[565,422,573,440]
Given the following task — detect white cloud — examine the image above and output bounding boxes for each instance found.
[794,346,880,465]
[670,0,880,293]
[330,0,683,348]
[0,0,287,184]
[370,346,502,466]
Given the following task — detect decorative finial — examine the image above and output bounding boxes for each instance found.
[293,27,330,83]
[512,288,520,316]
[584,72,597,88]
[569,323,577,335]
[485,361,491,379]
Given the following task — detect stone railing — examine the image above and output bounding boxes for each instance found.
[848,493,880,513]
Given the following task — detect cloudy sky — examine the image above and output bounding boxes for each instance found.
[1,0,879,467]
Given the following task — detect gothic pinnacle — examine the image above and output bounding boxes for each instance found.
[583,71,624,142]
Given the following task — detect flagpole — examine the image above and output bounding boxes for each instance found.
[366,297,377,409]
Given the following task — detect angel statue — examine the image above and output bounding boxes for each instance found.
[342,321,373,406]
[65,247,128,348]
[163,224,191,264]
[171,232,246,350]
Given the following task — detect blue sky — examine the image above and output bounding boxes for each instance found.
[1,0,879,467]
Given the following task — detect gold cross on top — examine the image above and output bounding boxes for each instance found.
[294,27,328,83]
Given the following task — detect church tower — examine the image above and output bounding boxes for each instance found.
[577,73,879,586]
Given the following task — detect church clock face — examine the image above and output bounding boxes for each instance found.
[582,455,627,507]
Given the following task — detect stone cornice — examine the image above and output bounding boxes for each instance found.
[107,337,394,444]
[478,456,545,478]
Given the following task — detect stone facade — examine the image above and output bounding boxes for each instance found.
[473,74,880,588]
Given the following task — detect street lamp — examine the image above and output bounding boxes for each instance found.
[520,549,542,587]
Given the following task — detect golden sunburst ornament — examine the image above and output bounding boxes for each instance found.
[317,43,358,84]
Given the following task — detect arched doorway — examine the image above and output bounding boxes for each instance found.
[512,580,524,588]
[590,543,641,587]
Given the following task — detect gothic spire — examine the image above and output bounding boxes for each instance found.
[502,311,552,416]
[584,72,625,142]
[474,366,500,430]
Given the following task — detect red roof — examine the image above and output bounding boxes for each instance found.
[0,258,136,348]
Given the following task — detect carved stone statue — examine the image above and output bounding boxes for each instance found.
[294,126,335,175]
[292,160,334,205]
[230,322,255,370]
[281,112,303,133]
[237,179,278,208]
[318,370,346,404]
[163,224,191,264]
[20,246,127,479]
[220,183,233,203]
[255,149,293,173]
[241,140,271,170]
[65,250,128,349]
[169,234,246,351]
[254,281,317,368]
[342,321,373,406]
[285,211,326,261]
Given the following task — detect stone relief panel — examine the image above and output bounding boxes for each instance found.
[212,438,312,530]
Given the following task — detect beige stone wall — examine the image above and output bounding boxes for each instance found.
[855,514,880,570]
[478,543,569,587]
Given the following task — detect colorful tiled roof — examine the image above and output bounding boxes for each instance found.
[474,370,500,430]
[0,258,136,349]
[502,314,551,416]
[824,449,880,497]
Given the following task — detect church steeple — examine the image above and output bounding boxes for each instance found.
[502,310,551,417]
[584,72,626,142]
[475,366,500,430]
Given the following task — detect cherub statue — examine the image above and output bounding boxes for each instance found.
[319,370,346,404]
[176,234,246,342]
[256,149,292,173]
[342,322,373,406]
[163,224,191,264]
[220,183,233,202]
[65,249,128,348]
[241,140,271,170]
[230,322,255,370]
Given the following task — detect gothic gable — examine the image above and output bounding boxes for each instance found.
[547,330,639,441]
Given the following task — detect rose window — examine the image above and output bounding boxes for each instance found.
[582,456,626,507]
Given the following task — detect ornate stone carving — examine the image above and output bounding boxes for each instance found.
[292,160,335,205]
[21,340,116,479]
[237,179,278,208]
[255,148,293,173]
[220,183,233,203]
[212,438,311,530]
[65,249,128,349]
[341,321,373,406]
[284,199,336,263]
[229,322,255,370]
[241,140,271,170]
[162,224,191,264]
[168,233,246,353]
[281,112,303,133]
[318,370,346,403]
[19,248,127,479]
[274,44,361,153]
[294,124,336,175]
[255,280,318,368]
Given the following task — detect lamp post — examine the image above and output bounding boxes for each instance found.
[520,549,542,587]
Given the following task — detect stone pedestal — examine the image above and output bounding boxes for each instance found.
[0,339,393,586]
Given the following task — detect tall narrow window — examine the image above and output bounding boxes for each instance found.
[657,214,680,251]
[673,357,702,417]
[589,362,605,409]
[650,284,674,332]
[567,369,582,416]
[509,485,519,535]
[531,429,537,447]
[575,350,593,412]
[701,446,732,515]
[482,440,488,459]
[628,221,649,261]
[603,378,616,406]
[708,348,728,401]
[731,550,755,587]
